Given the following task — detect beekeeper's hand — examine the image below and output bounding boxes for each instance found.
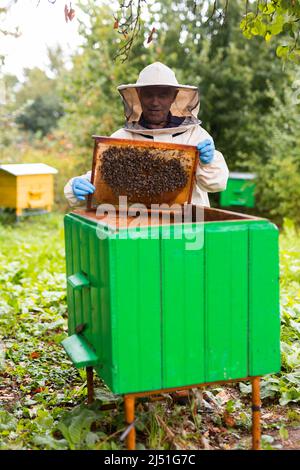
[197,139,215,165]
[72,177,95,201]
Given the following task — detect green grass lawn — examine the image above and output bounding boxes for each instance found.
[0,214,299,450]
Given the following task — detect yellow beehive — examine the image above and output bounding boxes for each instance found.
[0,163,58,216]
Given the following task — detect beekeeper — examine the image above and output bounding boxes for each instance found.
[64,62,228,206]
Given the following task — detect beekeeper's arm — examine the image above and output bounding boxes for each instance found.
[194,129,229,193]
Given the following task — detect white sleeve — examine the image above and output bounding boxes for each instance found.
[189,126,229,193]
[64,170,92,207]
[196,150,229,193]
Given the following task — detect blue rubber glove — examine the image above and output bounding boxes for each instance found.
[197,138,215,165]
[72,177,95,201]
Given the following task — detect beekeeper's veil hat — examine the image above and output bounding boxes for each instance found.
[117,62,200,123]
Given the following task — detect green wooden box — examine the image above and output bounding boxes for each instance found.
[63,206,280,394]
[220,172,256,208]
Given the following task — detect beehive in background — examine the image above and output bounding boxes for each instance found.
[220,172,256,208]
[87,136,198,208]
[0,163,58,217]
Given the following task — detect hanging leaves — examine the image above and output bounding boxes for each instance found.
[64,2,75,23]
[147,26,156,44]
[64,4,69,22]
[240,0,300,62]
[111,1,300,62]
[113,17,119,30]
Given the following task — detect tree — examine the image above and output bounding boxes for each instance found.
[15,94,64,136]
[252,85,300,224]
[0,45,66,142]
[13,66,64,135]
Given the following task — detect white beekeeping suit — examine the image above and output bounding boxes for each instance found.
[64,62,229,207]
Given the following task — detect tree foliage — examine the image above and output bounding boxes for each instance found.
[0,49,65,141]
[254,86,300,223]
[2,1,300,62]
[240,0,300,63]
[15,95,64,136]
[113,0,300,63]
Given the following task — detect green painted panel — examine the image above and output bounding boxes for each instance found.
[161,223,205,388]
[108,229,162,394]
[71,220,83,328]
[64,216,76,335]
[205,223,248,381]
[249,222,280,375]
[79,223,93,351]
[92,228,114,389]
[87,226,103,373]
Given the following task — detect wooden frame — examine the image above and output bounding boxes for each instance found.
[87,136,199,209]
[73,205,263,230]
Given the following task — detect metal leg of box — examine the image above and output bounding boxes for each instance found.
[86,366,94,404]
[252,376,261,450]
[123,376,261,451]
[124,395,136,450]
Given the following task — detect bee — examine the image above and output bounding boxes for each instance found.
[100,146,188,203]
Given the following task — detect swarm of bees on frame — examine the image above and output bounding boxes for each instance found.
[100,146,190,202]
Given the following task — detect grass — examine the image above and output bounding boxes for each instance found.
[0,213,299,450]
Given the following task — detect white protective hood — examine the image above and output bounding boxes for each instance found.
[117,62,201,137]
